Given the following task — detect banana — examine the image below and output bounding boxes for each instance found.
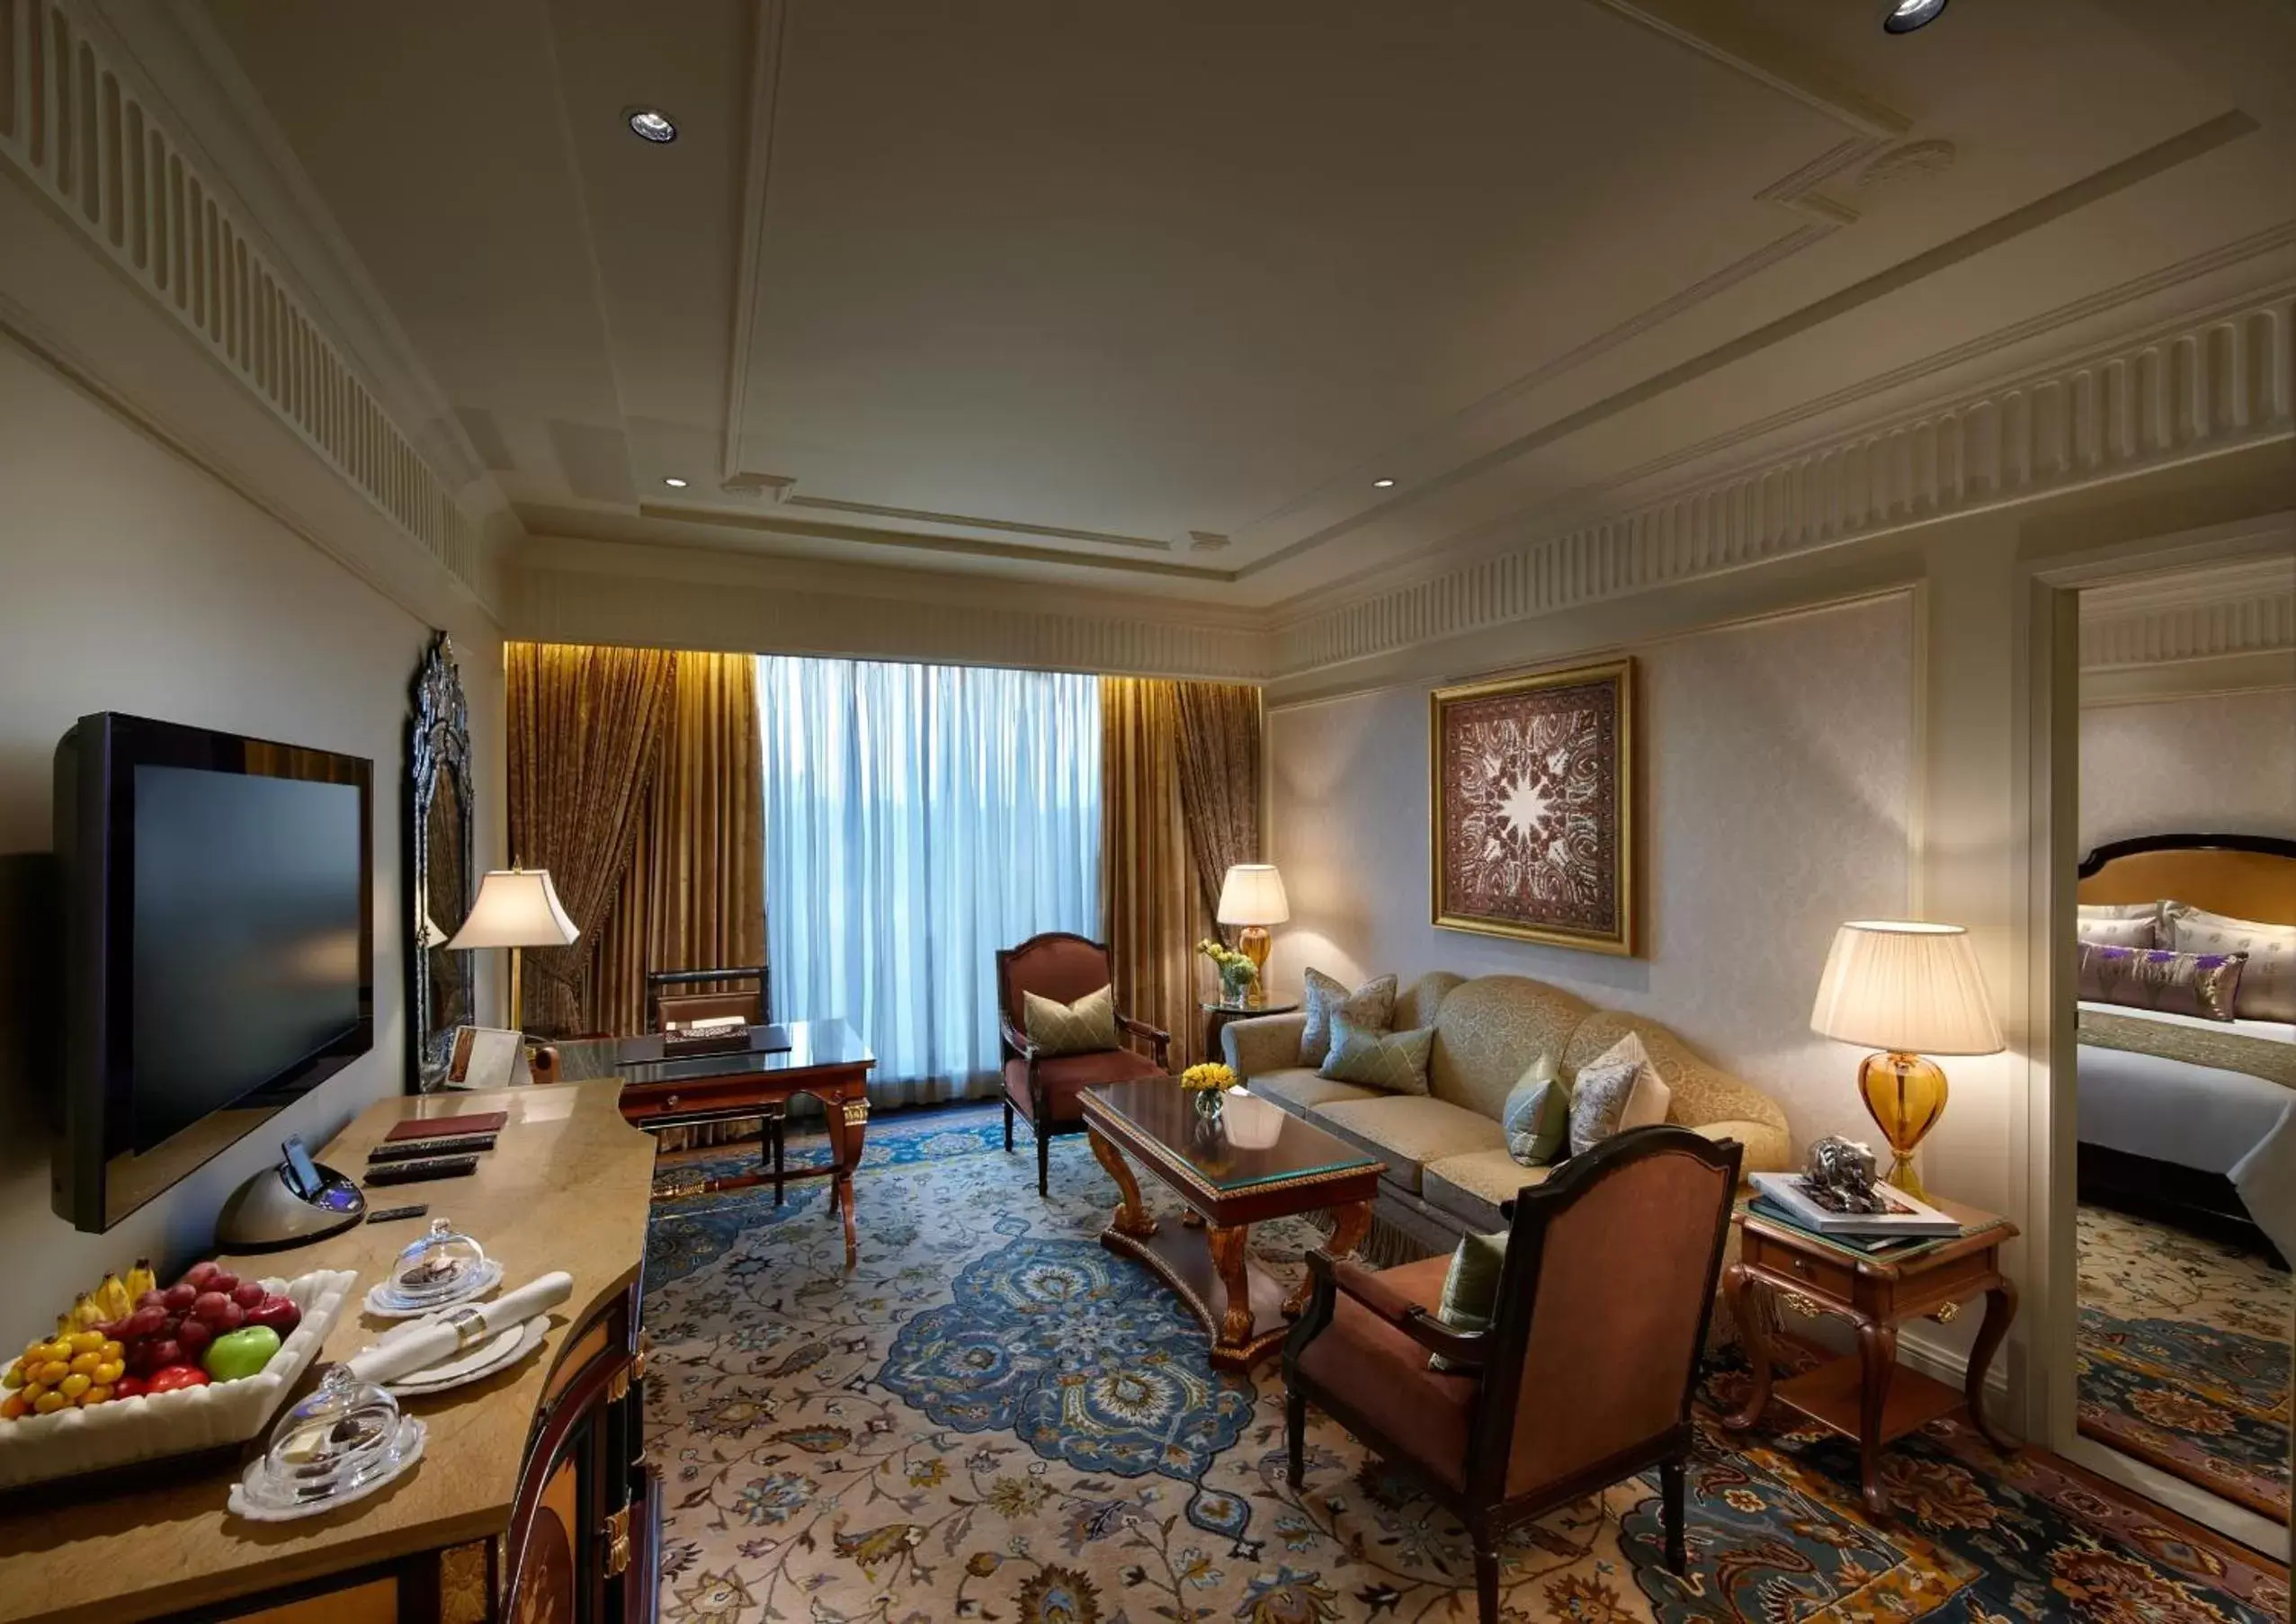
[125,1259,156,1301]
[68,1295,104,1332]
[95,1272,132,1322]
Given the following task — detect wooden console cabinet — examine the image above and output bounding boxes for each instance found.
[0,1084,659,1624]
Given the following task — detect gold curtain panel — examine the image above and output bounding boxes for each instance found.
[506,642,677,1036]
[1101,677,1264,1069]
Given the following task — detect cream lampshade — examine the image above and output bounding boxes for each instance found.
[446,869,580,1032]
[1810,921,2002,1200]
[1216,864,1289,1007]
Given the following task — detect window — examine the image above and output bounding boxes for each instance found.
[759,656,1101,1102]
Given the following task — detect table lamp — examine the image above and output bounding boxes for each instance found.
[445,868,580,1033]
[1809,920,2002,1200]
[1216,864,1289,1007]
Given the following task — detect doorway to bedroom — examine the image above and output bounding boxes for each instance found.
[2070,557,2294,1543]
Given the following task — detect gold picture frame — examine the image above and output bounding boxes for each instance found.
[1429,656,1638,956]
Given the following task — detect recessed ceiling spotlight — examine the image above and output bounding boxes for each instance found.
[1881,0,1947,32]
[1372,477,1397,488]
[663,477,688,488]
[625,106,678,144]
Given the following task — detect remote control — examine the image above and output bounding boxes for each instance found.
[366,1203,431,1224]
[363,1155,479,1185]
[368,1135,496,1164]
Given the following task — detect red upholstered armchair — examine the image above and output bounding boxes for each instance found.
[1283,1125,1742,1621]
[996,932,1171,1196]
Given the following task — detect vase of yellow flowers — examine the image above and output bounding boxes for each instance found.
[1180,1061,1239,1122]
[1197,938,1259,1007]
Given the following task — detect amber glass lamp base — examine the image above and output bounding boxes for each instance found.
[1857,1050,1948,1201]
[1236,925,1272,1008]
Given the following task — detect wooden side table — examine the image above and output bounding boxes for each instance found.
[1202,996,1300,1065]
[1720,1195,2019,1518]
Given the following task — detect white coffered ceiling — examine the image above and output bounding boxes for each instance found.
[184,0,2296,611]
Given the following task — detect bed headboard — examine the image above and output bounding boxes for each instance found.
[2077,833,2296,925]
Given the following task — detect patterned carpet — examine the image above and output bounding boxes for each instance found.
[640,1106,2290,1623]
[2077,1203,2292,1525]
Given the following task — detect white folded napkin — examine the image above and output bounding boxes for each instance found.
[345,1272,573,1385]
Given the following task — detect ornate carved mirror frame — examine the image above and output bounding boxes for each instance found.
[409,632,476,1091]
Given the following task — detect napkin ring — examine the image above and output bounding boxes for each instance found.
[446,1306,490,1352]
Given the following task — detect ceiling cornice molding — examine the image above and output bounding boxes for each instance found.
[1,0,501,611]
[79,0,510,518]
[2080,559,2294,670]
[512,546,1272,682]
[2080,650,2295,707]
[630,500,1234,581]
[1272,285,2296,678]
[1238,111,2263,582]
[1273,227,2296,624]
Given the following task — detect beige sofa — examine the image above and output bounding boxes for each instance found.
[1221,972,1791,1255]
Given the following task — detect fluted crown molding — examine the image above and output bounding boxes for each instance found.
[0,0,494,609]
[1273,289,2295,678]
[2080,557,2295,670]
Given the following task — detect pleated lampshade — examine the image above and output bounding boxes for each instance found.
[1809,921,2002,1057]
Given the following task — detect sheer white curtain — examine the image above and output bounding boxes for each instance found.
[759,656,1102,1105]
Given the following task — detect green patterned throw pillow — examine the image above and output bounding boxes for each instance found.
[1023,984,1120,1057]
[1300,968,1398,1066]
[1501,1053,1570,1167]
[1318,1013,1433,1093]
[1428,1229,1507,1372]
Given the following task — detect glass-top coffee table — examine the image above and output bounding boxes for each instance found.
[1079,1079,1383,1370]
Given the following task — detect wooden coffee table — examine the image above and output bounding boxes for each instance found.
[1080,1080,1384,1370]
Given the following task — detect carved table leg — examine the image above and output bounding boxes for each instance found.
[1287,1200,1373,1316]
[1965,1280,2019,1453]
[1088,1126,1158,1239]
[827,1093,868,1270]
[1856,1320,1898,1519]
[1205,1224,1255,1354]
[1720,1263,1774,1431]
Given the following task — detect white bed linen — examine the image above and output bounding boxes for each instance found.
[2077,998,2296,1175]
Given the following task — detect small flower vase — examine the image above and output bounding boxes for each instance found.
[1219,963,1255,1006]
[1193,1087,1227,1124]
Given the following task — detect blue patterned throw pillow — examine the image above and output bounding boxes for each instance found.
[1501,1052,1569,1167]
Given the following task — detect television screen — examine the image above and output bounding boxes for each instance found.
[56,715,373,1231]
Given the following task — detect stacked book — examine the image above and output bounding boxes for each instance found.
[1746,1171,1967,1259]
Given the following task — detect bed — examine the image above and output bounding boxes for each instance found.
[2075,833,2296,1262]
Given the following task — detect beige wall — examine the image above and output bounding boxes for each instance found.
[0,338,504,1317]
[2078,688,2296,851]
[1265,593,1916,1161]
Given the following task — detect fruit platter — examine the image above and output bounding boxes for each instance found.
[0,1259,355,1490]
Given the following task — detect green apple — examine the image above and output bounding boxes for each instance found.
[201,1325,281,1382]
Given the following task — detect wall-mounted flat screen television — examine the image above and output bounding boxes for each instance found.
[54,713,373,1231]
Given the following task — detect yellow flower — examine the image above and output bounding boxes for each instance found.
[1180,1062,1237,1093]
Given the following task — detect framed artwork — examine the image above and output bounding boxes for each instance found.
[1429,657,1638,955]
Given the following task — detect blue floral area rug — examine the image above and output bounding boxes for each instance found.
[2075,1203,2292,1526]
[641,1106,2289,1623]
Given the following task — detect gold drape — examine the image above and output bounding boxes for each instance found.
[1175,683,1264,926]
[506,643,677,1036]
[588,653,766,1037]
[1100,679,1213,1067]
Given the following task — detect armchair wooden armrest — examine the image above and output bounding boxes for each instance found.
[1000,1015,1040,1063]
[1116,1013,1172,1066]
[1304,1251,1491,1370]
